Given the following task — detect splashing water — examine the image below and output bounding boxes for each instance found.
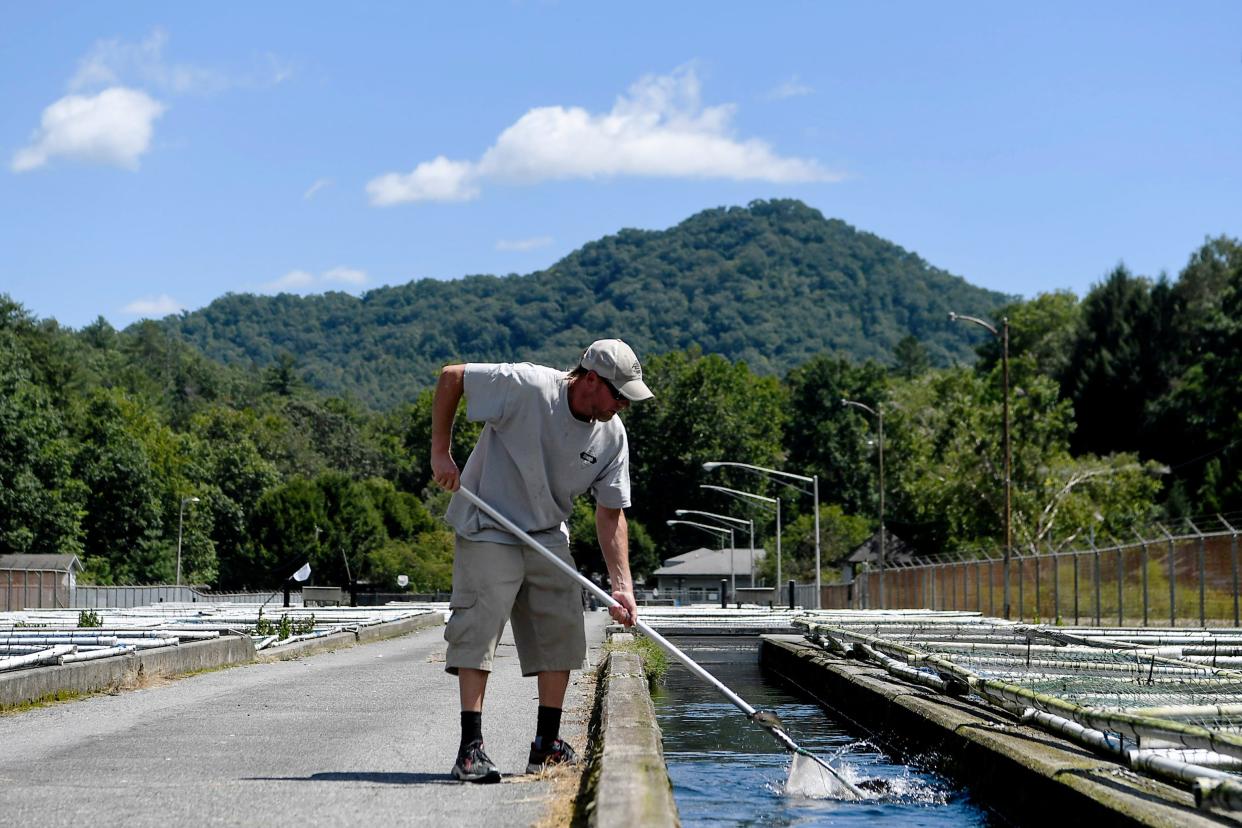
[654,640,992,826]
[784,751,865,799]
[875,767,953,805]
[783,751,955,804]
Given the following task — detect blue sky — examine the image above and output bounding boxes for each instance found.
[2,3,1239,329]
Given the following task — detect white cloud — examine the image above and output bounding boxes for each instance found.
[262,267,369,294]
[71,28,226,95]
[11,87,166,172]
[13,28,291,176]
[367,66,837,205]
[303,178,331,200]
[122,294,183,317]
[323,266,367,286]
[496,236,553,252]
[262,53,296,86]
[769,75,814,100]
[367,156,480,205]
[70,27,290,95]
[265,270,317,292]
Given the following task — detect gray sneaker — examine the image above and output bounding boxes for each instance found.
[452,740,502,783]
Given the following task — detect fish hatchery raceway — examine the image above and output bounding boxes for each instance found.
[4,605,1241,826]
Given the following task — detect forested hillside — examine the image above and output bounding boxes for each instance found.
[0,304,458,592]
[163,200,1010,408]
[5,216,1240,598]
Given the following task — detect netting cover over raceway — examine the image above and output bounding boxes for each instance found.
[793,610,1242,812]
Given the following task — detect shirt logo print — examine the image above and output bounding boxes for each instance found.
[580,450,598,465]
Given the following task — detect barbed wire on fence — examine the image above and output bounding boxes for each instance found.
[906,510,1242,569]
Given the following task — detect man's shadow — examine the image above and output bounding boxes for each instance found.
[246,771,455,785]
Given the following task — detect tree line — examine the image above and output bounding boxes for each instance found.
[163,199,1009,409]
[2,234,1239,592]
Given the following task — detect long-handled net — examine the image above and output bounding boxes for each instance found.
[457,487,865,799]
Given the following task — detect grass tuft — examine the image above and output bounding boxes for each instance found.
[606,633,669,688]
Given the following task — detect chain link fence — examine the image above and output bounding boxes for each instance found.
[822,516,1242,625]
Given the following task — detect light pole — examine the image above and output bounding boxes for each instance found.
[666,520,734,601]
[842,398,885,608]
[674,510,755,588]
[704,462,820,607]
[701,484,781,587]
[948,311,1012,619]
[176,496,201,587]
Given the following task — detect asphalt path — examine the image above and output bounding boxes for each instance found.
[0,610,611,827]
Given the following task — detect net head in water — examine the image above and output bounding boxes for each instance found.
[784,752,867,800]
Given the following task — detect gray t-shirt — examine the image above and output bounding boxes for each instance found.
[444,362,631,546]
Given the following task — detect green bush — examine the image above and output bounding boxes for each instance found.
[253,610,316,640]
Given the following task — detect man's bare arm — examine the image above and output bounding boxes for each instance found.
[596,505,637,627]
[431,364,466,491]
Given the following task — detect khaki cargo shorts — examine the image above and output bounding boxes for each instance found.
[444,537,586,677]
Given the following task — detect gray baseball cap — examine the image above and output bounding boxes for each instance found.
[580,339,654,401]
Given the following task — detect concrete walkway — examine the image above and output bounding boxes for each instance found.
[0,610,612,827]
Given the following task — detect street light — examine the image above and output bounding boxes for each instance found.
[176,496,201,587]
[842,398,885,608]
[666,519,735,600]
[948,310,1012,619]
[674,509,756,589]
[704,461,821,607]
[700,484,781,587]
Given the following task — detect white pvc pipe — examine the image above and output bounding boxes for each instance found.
[263,630,328,648]
[1130,748,1242,771]
[0,645,75,671]
[857,643,954,693]
[1022,709,1127,755]
[114,637,179,649]
[1129,751,1236,787]
[0,640,117,650]
[1128,703,1242,720]
[1196,776,1242,811]
[60,646,136,663]
[3,628,218,640]
[1023,708,1240,793]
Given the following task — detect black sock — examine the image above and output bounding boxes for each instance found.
[460,711,482,750]
[534,705,562,749]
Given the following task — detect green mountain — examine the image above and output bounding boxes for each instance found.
[161,199,1011,408]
